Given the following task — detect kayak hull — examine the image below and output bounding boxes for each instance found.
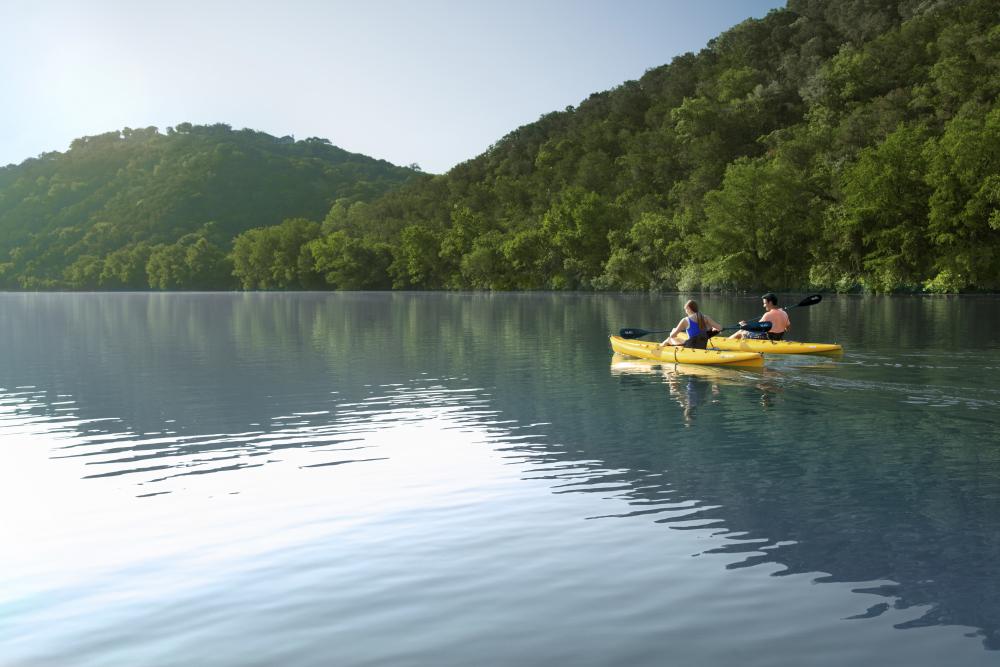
[685,333,842,355]
[611,354,757,380]
[609,336,764,367]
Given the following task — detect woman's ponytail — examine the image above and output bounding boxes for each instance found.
[685,299,706,332]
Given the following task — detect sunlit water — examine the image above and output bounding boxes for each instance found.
[2,292,998,666]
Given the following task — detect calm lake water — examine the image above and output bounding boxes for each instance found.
[2,292,999,666]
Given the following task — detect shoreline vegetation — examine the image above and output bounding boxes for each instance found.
[1,0,998,295]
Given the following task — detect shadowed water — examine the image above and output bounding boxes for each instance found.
[1,292,998,666]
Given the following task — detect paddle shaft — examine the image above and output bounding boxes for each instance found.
[619,321,770,340]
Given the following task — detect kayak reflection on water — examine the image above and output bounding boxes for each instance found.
[609,355,749,426]
[609,354,786,425]
[665,373,720,426]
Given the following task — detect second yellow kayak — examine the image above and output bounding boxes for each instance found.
[610,336,764,367]
[676,332,842,354]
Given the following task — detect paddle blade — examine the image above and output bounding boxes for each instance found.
[794,294,822,308]
[742,321,773,333]
[619,327,650,339]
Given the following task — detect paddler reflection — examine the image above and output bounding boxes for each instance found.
[666,371,719,426]
[756,376,782,408]
[610,354,727,426]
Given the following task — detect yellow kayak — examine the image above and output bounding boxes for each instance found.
[677,332,842,354]
[610,354,756,381]
[609,336,763,367]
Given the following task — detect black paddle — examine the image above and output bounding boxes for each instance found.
[728,293,822,330]
[618,321,771,340]
[784,293,823,310]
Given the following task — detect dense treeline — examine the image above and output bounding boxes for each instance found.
[229,0,998,293]
[0,123,417,289]
[2,0,998,292]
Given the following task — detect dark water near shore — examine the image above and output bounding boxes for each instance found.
[2,292,998,666]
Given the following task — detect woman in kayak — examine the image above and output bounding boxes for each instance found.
[729,292,790,341]
[658,300,722,349]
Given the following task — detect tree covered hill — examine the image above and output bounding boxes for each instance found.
[0,123,418,288]
[3,0,999,293]
[232,0,995,294]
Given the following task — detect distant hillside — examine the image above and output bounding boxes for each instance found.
[0,123,418,288]
[232,0,999,294]
[4,0,998,293]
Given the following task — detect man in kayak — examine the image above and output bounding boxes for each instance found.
[730,292,790,341]
[658,299,723,349]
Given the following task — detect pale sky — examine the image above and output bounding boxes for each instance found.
[1,0,785,174]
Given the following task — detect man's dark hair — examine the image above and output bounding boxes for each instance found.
[762,292,778,306]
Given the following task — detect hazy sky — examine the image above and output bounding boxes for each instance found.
[1,0,785,173]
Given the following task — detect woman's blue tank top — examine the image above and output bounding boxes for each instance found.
[687,316,702,337]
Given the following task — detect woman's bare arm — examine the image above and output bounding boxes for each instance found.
[659,318,688,346]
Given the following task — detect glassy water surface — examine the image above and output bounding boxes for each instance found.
[2,292,998,666]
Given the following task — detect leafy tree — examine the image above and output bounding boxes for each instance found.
[307,232,393,289]
[597,212,685,290]
[388,225,445,288]
[459,230,510,289]
[146,243,189,290]
[923,103,1000,291]
[540,187,623,288]
[695,156,820,289]
[500,228,550,290]
[64,255,105,289]
[438,205,488,287]
[146,232,232,289]
[100,242,154,289]
[231,218,322,289]
[827,123,932,292]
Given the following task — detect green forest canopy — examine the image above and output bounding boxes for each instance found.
[1,0,998,293]
[0,123,418,289]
